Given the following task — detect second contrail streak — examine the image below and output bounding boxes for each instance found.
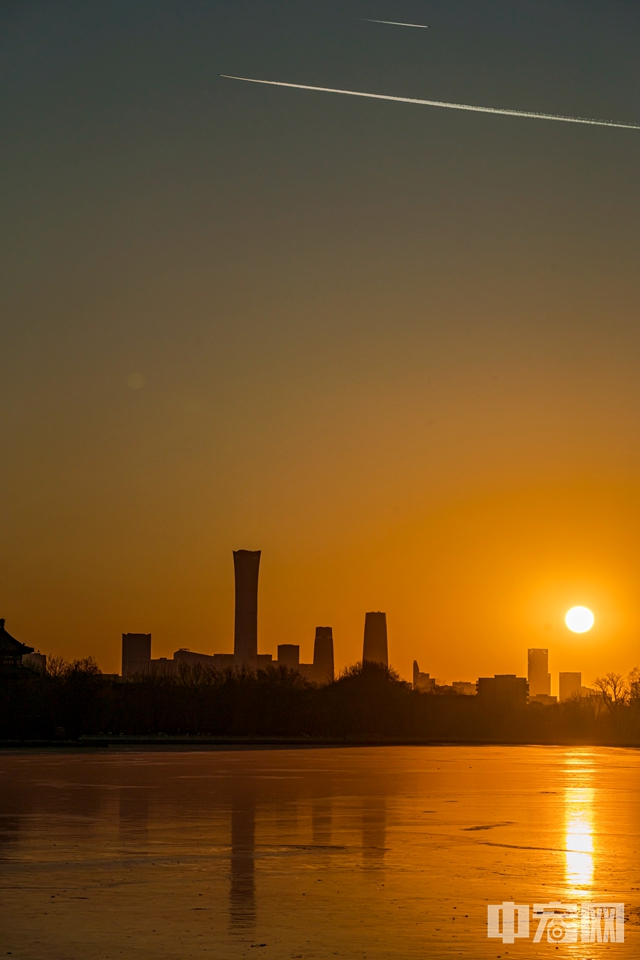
[220,75,640,131]
[357,18,429,28]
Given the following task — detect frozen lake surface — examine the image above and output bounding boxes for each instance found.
[1,745,639,958]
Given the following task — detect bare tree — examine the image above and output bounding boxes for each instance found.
[593,672,629,711]
[68,656,101,675]
[46,656,71,678]
[628,667,640,703]
[46,656,101,678]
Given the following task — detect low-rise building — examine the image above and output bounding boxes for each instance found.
[23,651,47,673]
[452,681,476,696]
[530,693,558,706]
[476,674,528,706]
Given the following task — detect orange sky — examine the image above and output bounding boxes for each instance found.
[2,2,640,687]
[6,473,640,689]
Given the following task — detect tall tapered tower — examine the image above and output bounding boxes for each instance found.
[362,611,388,667]
[233,550,261,669]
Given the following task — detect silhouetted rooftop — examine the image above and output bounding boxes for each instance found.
[0,619,34,664]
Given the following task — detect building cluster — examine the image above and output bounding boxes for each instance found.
[526,647,593,704]
[0,550,598,701]
[412,663,476,696]
[412,648,593,706]
[122,550,392,685]
[122,625,336,684]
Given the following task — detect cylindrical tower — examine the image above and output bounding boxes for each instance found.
[313,626,334,683]
[233,550,261,669]
[362,611,388,667]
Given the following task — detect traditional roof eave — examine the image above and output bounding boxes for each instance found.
[0,619,35,656]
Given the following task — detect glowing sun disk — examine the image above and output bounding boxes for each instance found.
[565,606,595,633]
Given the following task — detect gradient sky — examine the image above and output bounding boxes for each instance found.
[2,1,640,686]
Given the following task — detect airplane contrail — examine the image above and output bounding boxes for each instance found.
[356,18,429,28]
[220,75,640,131]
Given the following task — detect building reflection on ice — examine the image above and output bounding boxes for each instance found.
[312,798,333,846]
[226,787,389,932]
[229,790,256,932]
[361,796,387,865]
[118,787,151,844]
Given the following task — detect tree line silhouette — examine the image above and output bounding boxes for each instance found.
[1,660,640,744]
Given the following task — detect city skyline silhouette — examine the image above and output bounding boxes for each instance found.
[2,3,640,959]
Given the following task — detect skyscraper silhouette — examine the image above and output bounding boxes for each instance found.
[528,648,551,697]
[121,633,151,677]
[233,550,260,669]
[363,612,388,667]
[559,671,582,702]
[313,626,334,683]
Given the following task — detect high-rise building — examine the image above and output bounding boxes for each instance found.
[412,660,434,692]
[233,550,260,669]
[122,633,151,677]
[559,672,582,702]
[528,648,551,697]
[363,612,388,667]
[277,644,300,669]
[313,627,334,683]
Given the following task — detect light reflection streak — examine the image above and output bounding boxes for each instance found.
[564,754,595,896]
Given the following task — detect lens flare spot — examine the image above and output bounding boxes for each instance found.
[127,372,145,389]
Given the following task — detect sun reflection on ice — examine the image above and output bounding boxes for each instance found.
[564,754,595,897]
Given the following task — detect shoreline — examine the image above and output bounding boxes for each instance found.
[1,736,639,751]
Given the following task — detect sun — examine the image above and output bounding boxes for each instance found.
[565,606,595,634]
